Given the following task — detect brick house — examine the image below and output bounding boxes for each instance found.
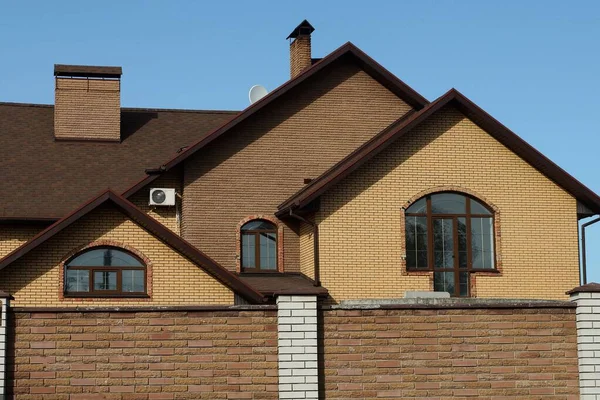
[0,20,597,399]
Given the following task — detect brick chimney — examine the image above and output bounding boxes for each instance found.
[287,20,315,79]
[54,64,122,141]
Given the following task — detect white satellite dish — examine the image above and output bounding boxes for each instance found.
[249,85,268,104]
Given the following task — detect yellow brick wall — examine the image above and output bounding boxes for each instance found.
[54,78,120,141]
[0,205,234,307]
[183,61,413,273]
[316,106,579,302]
[129,169,182,235]
[0,224,46,259]
[299,221,314,279]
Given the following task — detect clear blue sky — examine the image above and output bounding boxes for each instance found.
[2,1,600,282]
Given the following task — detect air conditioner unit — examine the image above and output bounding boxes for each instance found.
[149,188,176,206]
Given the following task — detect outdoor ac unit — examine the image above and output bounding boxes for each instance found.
[149,188,176,206]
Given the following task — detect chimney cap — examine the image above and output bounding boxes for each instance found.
[54,64,122,78]
[286,20,315,40]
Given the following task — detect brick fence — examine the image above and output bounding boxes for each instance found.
[2,294,597,399]
[5,307,278,399]
[322,304,579,399]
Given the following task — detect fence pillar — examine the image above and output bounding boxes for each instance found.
[0,291,11,400]
[276,295,318,399]
[570,283,600,399]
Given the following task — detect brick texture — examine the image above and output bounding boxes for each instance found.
[313,105,579,301]
[54,78,120,141]
[323,306,579,399]
[570,291,600,398]
[0,223,48,259]
[182,61,412,274]
[290,36,311,78]
[6,308,278,399]
[0,204,234,307]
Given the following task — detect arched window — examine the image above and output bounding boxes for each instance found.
[405,192,495,297]
[241,220,277,272]
[64,247,146,296]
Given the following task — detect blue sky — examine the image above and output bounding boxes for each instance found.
[2,1,600,282]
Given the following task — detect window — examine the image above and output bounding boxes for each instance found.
[64,247,147,296]
[241,220,277,272]
[405,193,495,297]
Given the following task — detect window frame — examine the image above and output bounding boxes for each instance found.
[405,193,497,296]
[240,220,278,273]
[63,247,148,298]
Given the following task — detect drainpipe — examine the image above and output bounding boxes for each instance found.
[288,209,321,286]
[581,216,600,285]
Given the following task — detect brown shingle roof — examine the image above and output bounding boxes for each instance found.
[277,89,600,216]
[0,102,237,220]
[0,190,265,304]
[238,273,328,298]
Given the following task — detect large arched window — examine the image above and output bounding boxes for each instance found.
[405,192,495,297]
[241,220,277,272]
[64,247,146,296]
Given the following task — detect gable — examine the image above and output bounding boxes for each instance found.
[123,42,428,198]
[314,105,579,301]
[0,203,236,307]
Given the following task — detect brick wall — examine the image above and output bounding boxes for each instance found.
[182,60,412,274]
[290,36,311,78]
[6,307,278,399]
[54,78,120,141]
[0,204,234,307]
[0,223,48,259]
[322,304,579,399]
[316,105,579,301]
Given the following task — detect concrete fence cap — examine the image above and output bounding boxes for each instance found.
[567,282,600,295]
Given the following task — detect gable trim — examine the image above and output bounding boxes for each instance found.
[122,42,428,199]
[277,89,600,216]
[0,190,265,304]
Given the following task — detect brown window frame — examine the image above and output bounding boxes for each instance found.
[405,193,497,297]
[64,247,148,298]
[240,220,278,273]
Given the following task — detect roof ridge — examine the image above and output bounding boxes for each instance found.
[0,102,240,114]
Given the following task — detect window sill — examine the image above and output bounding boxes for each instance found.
[63,293,150,299]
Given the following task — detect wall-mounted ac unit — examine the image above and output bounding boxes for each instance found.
[149,188,176,206]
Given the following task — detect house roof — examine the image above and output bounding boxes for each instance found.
[277,89,600,216]
[238,273,329,298]
[0,102,237,220]
[123,42,429,197]
[0,190,266,304]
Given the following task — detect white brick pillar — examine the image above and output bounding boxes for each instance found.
[570,284,600,399]
[0,292,9,400]
[276,295,318,399]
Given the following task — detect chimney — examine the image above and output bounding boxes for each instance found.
[54,64,122,142]
[287,20,315,79]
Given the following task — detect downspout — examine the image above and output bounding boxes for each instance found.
[581,216,600,285]
[288,208,321,287]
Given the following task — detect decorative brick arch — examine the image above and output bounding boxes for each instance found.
[58,240,153,302]
[236,215,284,273]
[400,186,503,297]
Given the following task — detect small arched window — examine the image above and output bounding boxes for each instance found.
[241,220,277,272]
[65,247,146,296]
[405,192,495,297]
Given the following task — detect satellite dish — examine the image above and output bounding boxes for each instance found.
[249,85,268,104]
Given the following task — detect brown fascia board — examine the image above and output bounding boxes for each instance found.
[0,190,265,304]
[122,42,429,198]
[277,88,600,216]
